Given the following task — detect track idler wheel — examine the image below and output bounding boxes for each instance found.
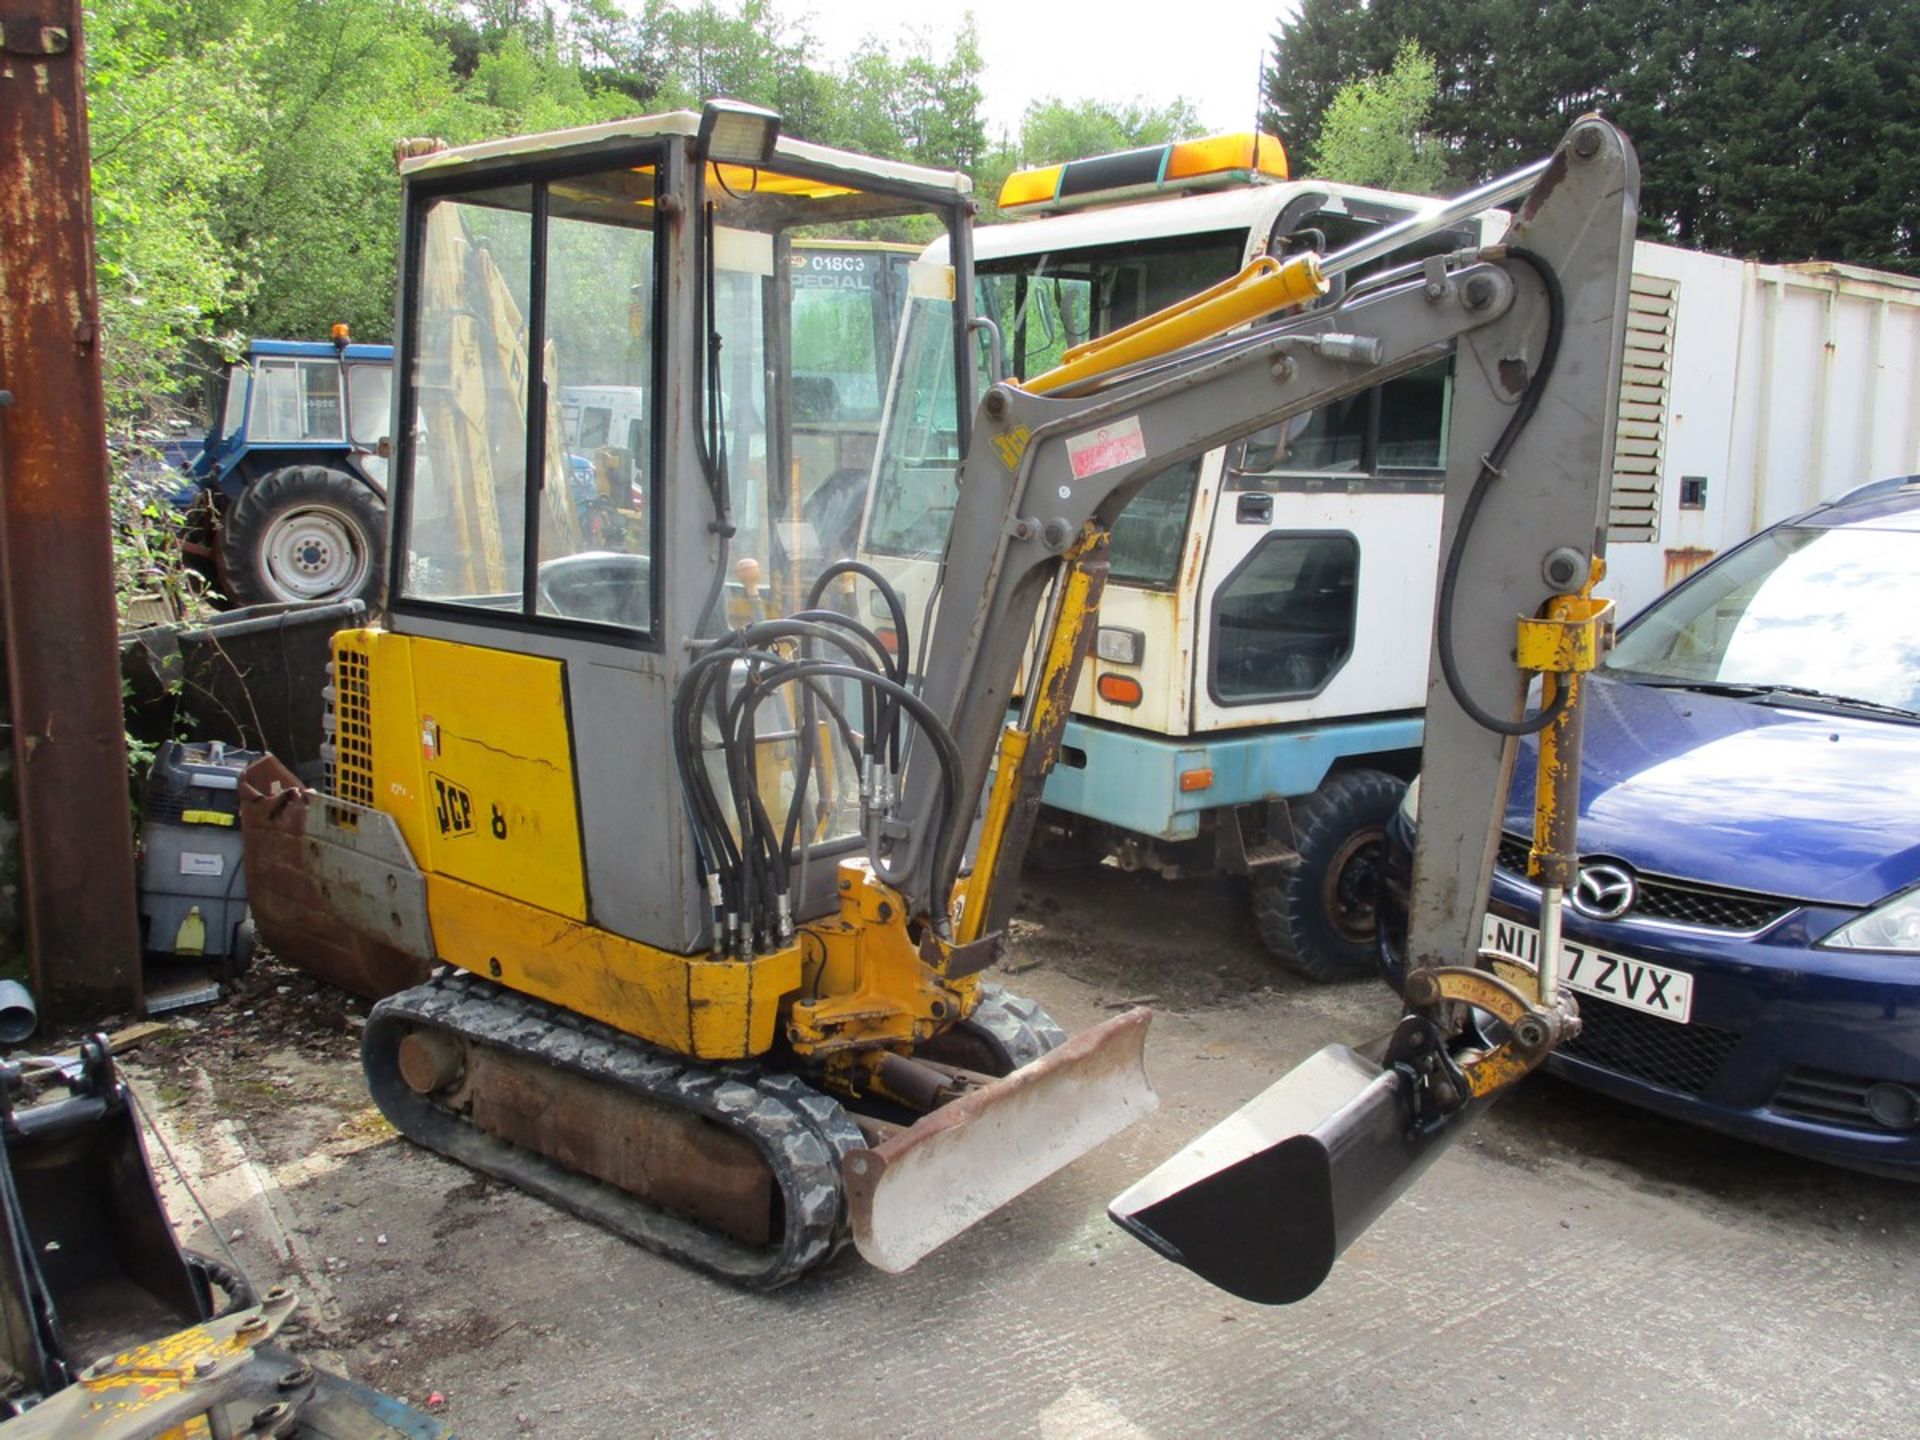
[396,1029,466,1095]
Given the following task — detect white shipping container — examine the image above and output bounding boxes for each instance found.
[1603,246,1920,618]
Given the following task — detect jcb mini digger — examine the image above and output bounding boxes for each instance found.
[243,101,1638,1296]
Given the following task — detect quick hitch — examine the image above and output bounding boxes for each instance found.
[1388,957,1582,1134]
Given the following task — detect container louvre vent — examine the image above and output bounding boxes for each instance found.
[1608,272,1677,544]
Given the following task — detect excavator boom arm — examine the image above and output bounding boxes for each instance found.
[879,118,1638,951]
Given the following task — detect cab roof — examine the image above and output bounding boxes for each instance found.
[250,338,391,363]
[397,109,973,202]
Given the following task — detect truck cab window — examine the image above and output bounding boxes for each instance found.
[1235,210,1468,486]
[966,231,1245,586]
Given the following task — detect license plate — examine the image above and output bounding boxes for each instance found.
[1481,913,1694,1024]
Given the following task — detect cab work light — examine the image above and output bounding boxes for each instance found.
[997,131,1288,216]
[699,98,781,167]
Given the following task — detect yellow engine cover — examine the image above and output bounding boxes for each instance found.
[333,628,797,1060]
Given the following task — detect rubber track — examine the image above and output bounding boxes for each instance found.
[962,984,1067,1071]
[364,971,866,1290]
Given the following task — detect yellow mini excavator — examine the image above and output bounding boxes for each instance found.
[242,101,1638,1294]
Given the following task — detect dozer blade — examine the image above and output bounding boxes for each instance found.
[239,755,437,1000]
[1107,1043,1482,1305]
[845,1006,1156,1273]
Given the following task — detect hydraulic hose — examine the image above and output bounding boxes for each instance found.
[1434,246,1574,738]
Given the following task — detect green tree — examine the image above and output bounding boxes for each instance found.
[1264,0,1920,272]
[828,19,990,170]
[87,0,264,420]
[638,0,828,132]
[81,0,1020,395]
[1310,40,1446,191]
[1015,95,1205,165]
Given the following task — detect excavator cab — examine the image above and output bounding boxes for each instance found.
[375,104,974,921]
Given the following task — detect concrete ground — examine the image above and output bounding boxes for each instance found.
[129,863,1919,1439]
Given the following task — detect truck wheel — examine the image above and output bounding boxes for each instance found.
[221,465,385,607]
[1251,769,1405,982]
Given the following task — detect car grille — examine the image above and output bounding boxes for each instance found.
[1495,834,1795,932]
[1771,1067,1920,1133]
[1560,995,1741,1096]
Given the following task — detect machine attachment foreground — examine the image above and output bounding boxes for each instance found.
[0,1037,448,1437]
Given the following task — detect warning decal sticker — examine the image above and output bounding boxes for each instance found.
[1065,416,1147,482]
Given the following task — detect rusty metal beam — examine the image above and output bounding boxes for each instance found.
[0,0,143,1019]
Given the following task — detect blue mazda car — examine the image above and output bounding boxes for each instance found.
[1381,475,1920,1177]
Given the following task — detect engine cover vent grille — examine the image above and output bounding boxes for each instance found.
[328,645,376,809]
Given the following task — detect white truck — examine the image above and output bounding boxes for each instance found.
[860,130,1920,982]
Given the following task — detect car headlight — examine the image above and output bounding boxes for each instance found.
[1398,774,1421,826]
[1821,888,1920,952]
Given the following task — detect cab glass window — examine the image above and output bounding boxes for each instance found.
[578,407,613,449]
[397,165,661,628]
[534,176,658,625]
[219,368,250,440]
[345,362,391,449]
[866,267,964,558]
[1235,209,1467,485]
[791,246,906,425]
[250,359,345,442]
[786,244,912,574]
[1238,358,1451,478]
[399,184,535,611]
[1212,532,1359,701]
[1110,460,1203,587]
[976,231,1244,385]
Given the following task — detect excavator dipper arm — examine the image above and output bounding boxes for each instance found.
[1093,117,1638,1302]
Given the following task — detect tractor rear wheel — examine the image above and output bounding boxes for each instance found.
[220,465,385,608]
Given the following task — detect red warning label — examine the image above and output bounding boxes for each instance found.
[1065,416,1147,481]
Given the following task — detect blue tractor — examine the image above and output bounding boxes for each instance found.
[172,334,393,608]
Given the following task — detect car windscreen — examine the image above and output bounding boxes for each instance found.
[1607,522,1920,711]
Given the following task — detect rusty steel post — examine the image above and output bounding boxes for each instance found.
[0,0,144,1018]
